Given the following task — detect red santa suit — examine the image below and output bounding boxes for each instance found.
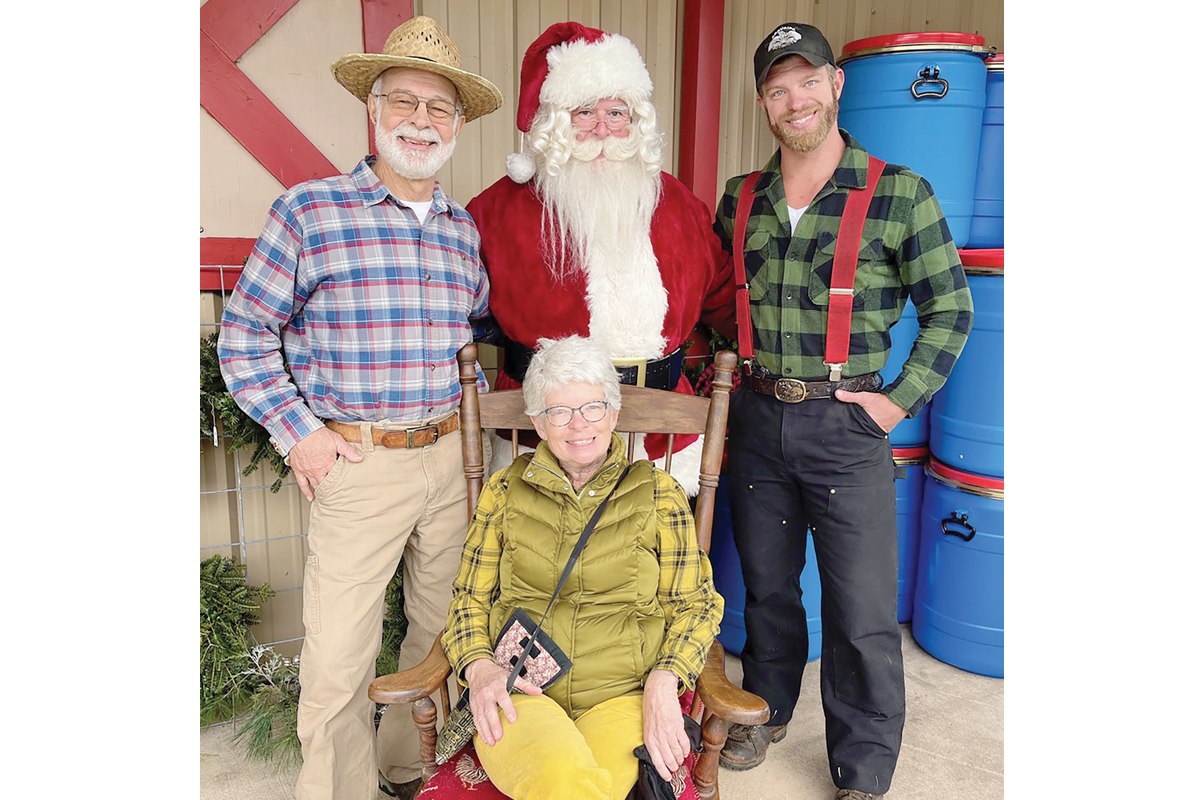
[468,22,737,493]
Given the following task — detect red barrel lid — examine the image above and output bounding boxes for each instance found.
[839,32,990,63]
[892,445,930,466]
[958,248,1004,274]
[986,52,1004,70]
[927,457,1004,499]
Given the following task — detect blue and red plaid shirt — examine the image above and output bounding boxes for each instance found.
[218,156,490,454]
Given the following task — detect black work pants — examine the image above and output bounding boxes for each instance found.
[726,386,904,794]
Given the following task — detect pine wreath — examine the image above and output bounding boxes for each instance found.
[200,555,275,725]
[201,332,292,492]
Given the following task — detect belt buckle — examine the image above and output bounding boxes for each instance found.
[611,357,648,388]
[773,378,808,403]
[381,424,438,448]
[408,423,439,447]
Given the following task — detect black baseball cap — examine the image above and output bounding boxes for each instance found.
[753,23,835,90]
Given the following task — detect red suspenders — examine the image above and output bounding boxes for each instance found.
[732,172,761,362]
[732,155,886,381]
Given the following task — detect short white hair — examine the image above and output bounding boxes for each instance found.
[523,336,623,415]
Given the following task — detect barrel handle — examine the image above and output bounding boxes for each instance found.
[941,510,976,541]
[911,66,949,99]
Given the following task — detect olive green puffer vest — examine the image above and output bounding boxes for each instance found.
[488,441,665,719]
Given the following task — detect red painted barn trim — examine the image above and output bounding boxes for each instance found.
[201,237,256,265]
[677,0,725,217]
[201,0,302,61]
[201,32,340,187]
[361,1,416,152]
[200,238,255,292]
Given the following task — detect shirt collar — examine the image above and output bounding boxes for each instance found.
[526,433,628,495]
[757,128,872,200]
[354,155,458,219]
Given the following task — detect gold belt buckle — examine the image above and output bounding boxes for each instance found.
[773,378,809,403]
[611,357,648,388]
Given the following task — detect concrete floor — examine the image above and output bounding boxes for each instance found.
[200,625,1002,799]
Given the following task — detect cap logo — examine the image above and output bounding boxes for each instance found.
[768,27,803,51]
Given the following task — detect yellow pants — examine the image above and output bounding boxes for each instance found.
[473,693,644,800]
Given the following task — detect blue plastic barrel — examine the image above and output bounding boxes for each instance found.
[710,476,820,662]
[968,54,1004,247]
[912,459,1003,678]
[881,300,929,447]
[930,249,1004,477]
[837,32,992,247]
[892,445,928,624]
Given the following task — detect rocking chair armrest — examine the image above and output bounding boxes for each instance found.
[694,639,771,726]
[368,629,453,705]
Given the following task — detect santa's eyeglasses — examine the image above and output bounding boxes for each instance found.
[571,105,632,132]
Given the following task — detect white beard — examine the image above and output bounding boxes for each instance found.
[535,144,668,360]
[375,118,456,180]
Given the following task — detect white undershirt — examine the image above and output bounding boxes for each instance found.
[787,204,809,233]
[397,199,433,226]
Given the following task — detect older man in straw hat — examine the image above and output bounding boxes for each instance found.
[217,16,501,800]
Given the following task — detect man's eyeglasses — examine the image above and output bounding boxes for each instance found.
[571,105,632,132]
[540,401,611,427]
[373,91,459,122]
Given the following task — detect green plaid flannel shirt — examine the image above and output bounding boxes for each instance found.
[442,435,722,692]
[714,131,974,416]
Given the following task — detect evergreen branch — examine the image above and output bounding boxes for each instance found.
[201,333,291,492]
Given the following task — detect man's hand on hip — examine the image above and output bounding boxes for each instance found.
[289,427,364,500]
[834,389,908,433]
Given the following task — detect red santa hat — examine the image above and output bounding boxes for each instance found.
[505,22,654,183]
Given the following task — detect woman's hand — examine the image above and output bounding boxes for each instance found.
[463,658,543,747]
[642,669,690,782]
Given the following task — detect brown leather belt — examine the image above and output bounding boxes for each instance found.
[749,371,882,403]
[324,413,459,448]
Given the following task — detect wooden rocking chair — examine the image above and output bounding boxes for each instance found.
[368,345,768,800]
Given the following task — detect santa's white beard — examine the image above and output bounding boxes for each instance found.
[534,138,669,360]
[535,141,660,280]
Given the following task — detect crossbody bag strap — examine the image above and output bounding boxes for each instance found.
[732,171,761,363]
[824,155,886,381]
[505,464,633,692]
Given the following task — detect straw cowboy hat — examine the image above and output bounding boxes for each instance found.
[331,16,502,122]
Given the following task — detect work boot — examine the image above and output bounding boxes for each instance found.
[718,723,787,770]
[379,775,421,800]
[835,790,880,799]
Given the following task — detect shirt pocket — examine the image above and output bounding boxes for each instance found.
[744,229,779,305]
[807,233,891,309]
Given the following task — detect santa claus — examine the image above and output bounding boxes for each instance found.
[467,21,737,493]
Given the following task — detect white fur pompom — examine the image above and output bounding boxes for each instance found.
[505,152,536,184]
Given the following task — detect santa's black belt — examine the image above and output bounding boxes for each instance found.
[503,341,684,390]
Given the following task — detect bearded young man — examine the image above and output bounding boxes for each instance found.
[712,23,974,800]
[217,17,502,800]
[465,22,737,495]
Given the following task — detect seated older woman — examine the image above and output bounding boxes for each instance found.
[441,335,723,800]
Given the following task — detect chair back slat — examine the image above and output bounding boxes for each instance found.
[455,345,738,554]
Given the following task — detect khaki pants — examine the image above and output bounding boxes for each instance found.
[473,693,644,800]
[295,420,477,800]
